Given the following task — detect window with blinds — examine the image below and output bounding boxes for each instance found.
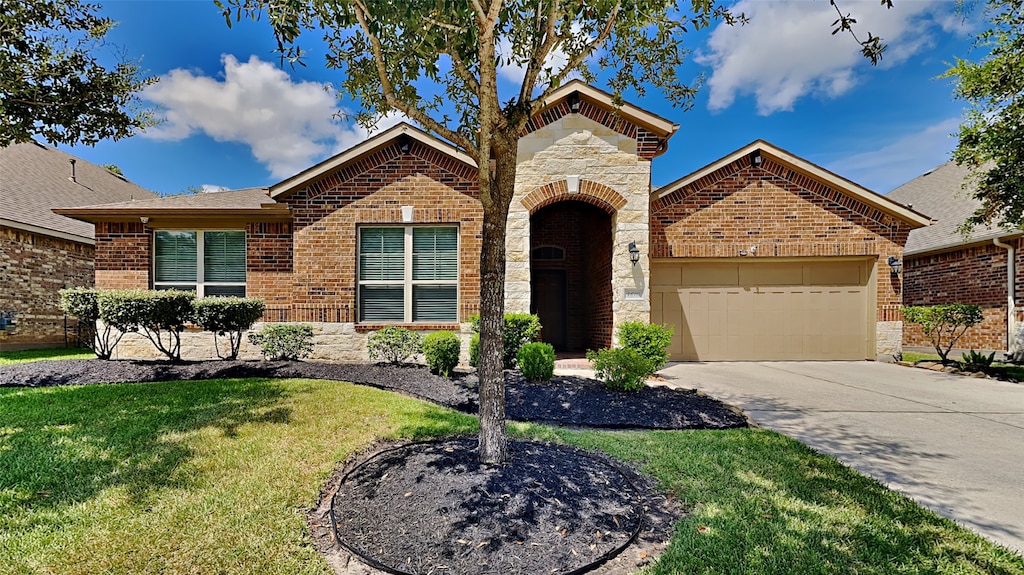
[359,226,457,322]
[154,230,246,297]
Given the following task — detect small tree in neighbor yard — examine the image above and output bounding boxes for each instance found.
[192,297,266,360]
[222,0,891,465]
[903,304,984,363]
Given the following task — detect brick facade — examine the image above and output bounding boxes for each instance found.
[282,140,482,323]
[903,240,1023,351]
[0,226,94,350]
[651,156,912,316]
[94,222,150,289]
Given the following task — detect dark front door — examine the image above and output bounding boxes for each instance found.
[531,269,567,350]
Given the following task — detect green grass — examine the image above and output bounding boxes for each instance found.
[901,350,1024,381]
[0,347,93,365]
[1,378,1021,574]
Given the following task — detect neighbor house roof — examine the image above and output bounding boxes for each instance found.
[886,161,1022,256]
[655,140,933,229]
[0,141,158,243]
[54,187,290,223]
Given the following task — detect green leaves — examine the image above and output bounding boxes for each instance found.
[945,0,1024,232]
[0,0,156,146]
[903,304,984,362]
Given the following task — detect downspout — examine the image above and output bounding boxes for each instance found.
[992,237,1015,353]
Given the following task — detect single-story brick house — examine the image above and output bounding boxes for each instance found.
[0,141,157,350]
[887,162,1022,353]
[57,81,931,362]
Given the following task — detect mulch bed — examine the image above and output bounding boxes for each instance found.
[0,359,748,430]
[1,358,749,574]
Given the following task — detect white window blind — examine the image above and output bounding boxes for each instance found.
[359,226,457,322]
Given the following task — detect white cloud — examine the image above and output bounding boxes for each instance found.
[698,0,949,115]
[143,55,407,178]
[496,25,584,87]
[830,117,960,192]
[199,184,229,193]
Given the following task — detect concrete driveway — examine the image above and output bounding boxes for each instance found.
[657,361,1024,554]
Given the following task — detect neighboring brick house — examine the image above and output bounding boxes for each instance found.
[0,141,157,350]
[58,81,930,361]
[887,162,1022,353]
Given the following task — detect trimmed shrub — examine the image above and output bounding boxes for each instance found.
[98,289,194,361]
[586,347,653,392]
[60,287,113,359]
[248,324,314,361]
[367,326,422,364]
[903,304,984,363]
[193,297,266,360]
[469,332,480,368]
[469,312,542,369]
[616,321,673,376]
[423,331,460,377]
[517,342,555,382]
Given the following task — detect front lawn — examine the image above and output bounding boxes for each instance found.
[0,347,93,365]
[902,350,1024,381]
[1,378,1020,574]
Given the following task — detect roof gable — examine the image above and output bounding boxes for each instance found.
[655,140,932,229]
[269,123,477,200]
[0,141,158,242]
[886,161,1021,255]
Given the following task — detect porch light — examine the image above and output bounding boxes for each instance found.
[887,256,902,275]
[628,241,640,266]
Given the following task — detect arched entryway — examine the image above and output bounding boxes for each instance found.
[529,200,613,352]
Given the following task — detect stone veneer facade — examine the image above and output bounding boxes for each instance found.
[507,104,655,345]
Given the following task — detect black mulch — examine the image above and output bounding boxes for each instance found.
[1,358,749,574]
[0,359,749,430]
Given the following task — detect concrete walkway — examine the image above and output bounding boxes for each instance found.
[653,361,1024,555]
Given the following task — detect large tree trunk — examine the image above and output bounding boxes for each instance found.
[477,135,518,465]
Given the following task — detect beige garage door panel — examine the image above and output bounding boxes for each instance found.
[652,260,871,361]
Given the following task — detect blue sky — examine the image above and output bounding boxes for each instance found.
[57,0,979,196]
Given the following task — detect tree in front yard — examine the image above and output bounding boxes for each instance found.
[903,304,984,363]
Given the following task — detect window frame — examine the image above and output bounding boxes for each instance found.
[152,229,247,297]
[357,225,459,323]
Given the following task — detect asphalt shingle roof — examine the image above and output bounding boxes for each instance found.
[886,161,1018,255]
[73,187,275,211]
[0,141,157,241]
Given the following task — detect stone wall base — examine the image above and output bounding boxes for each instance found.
[876,320,902,361]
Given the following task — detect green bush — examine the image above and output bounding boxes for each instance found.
[367,326,422,364]
[586,347,653,392]
[517,342,555,382]
[422,331,460,377]
[469,332,480,368]
[903,304,984,363]
[60,287,114,359]
[98,289,194,361]
[192,297,266,360]
[961,349,996,373]
[248,324,314,361]
[616,321,673,376]
[469,312,542,369]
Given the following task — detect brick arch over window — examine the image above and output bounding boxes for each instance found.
[521,180,627,215]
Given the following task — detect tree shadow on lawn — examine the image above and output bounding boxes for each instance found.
[0,378,294,513]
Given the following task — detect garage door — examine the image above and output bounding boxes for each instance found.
[651,260,874,361]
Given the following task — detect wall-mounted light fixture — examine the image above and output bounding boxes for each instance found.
[139,216,149,224]
[628,241,640,266]
[751,150,763,168]
[568,91,581,113]
[887,256,902,275]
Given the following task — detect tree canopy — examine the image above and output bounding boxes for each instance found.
[945,0,1024,232]
[0,0,156,146]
